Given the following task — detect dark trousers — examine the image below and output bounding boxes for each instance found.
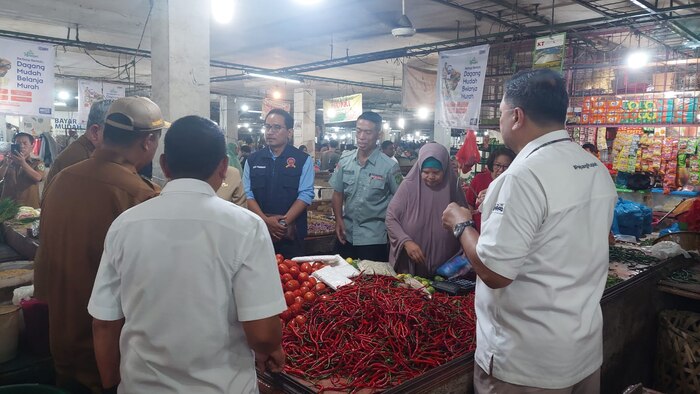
[274,238,304,258]
[335,240,389,262]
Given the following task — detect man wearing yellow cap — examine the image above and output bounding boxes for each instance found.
[38,97,165,393]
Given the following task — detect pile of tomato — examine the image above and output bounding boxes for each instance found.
[276,254,328,326]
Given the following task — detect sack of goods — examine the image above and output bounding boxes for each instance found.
[612,198,652,239]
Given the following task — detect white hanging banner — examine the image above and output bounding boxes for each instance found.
[0,38,55,117]
[435,45,489,131]
[77,80,126,128]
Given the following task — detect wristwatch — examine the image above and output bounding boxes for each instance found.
[453,220,475,238]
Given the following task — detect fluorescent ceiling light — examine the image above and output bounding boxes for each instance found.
[248,72,301,84]
[57,91,70,100]
[417,107,429,120]
[211,0,234,24]
[241,104,249,112]
[243,123,250,128]
[398,118,406,129]
[272,91,282,100]
[627,51,649,69]
[383,122,390,130]
[54,101,67,107]
[296,0,322,4]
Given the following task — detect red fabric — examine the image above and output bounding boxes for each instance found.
[455,131,480,173]
[681,200,700,231]
[464,171,493,233]
[20,299,50,355]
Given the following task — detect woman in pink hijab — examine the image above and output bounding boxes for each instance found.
[386,143,466,277]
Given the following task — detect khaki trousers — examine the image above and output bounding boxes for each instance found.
[474,364,601,394]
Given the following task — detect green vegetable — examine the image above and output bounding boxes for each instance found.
[433,276,445,282]
[0,198,20,223]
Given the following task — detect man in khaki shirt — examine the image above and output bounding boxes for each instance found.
[38,97,165,393]
[43,99,113,192]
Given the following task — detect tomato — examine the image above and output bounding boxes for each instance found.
[278,264,289,275]
[295,315,307,325]
[300,262,312,273]
[308,277,317,286]
[294,296,304,305]
[319,294,331,301]
[314,283,327,292]
[280,309,292,321]
[300,281,311,289]
[299,286,310,295]
[292,289,302,297]
[284,280,300,292]
[284,291,295,306]
[289,302,302,315]
[276,254,284,264]
[312,262,324,270]
[289,266,300,279]
[303,292,317,303]
[298,272,310,282]
[280,273,293,283]
[283,259,297,268]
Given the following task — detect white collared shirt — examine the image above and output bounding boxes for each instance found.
[475,130,617,388]
[88,178,286,394]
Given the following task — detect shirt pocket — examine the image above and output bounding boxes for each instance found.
[366,178,386,202]
[250,168,267,189]
[281,174,299,191]
[343,177,356,198]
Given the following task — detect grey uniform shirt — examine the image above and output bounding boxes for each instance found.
[330,147,402,246]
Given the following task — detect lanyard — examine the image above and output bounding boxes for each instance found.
[526,138,572,158]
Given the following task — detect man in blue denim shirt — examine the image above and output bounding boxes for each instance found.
[243,109,314,257]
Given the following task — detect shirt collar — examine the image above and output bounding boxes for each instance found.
[355,146,380,166]
[78,134,95,152]
[161,178,216,196]
[514,129,570,164]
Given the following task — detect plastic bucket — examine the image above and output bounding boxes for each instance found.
[0,304,21,363]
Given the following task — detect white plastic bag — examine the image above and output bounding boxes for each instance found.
[641,241,690,260]
[12,285,34,305]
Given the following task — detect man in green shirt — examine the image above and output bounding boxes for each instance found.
[330,112,402,262]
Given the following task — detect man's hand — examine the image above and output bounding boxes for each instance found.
[10,152,24,167]
[264,215,287,241]
[442,202,473,231]
[404,241,426,265]
[335,220,347,244]
[255,347,286,373]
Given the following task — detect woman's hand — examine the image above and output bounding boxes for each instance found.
[404,241,426,265]
[476,189,487,207]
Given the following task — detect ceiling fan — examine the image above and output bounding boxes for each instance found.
[392,0,417,37]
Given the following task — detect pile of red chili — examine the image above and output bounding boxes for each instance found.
[283,275,476,392]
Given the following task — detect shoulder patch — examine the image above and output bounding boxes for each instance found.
[394,173,403,185]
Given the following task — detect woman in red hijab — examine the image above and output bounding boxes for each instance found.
[386,143,466,277]
[465,147,515,231]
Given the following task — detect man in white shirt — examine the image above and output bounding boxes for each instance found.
[88,115,287,394]
[442,69,616,393]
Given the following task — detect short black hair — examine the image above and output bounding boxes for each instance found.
[329,140,339,148]
[299,145,308,152]
[357,111,382,131]
[381,140,394,150]
[165,115,226,181]
[582,143,598,154]
[487,147,516,172]
[240,145,252,154]
[504,69,568,125]
[103,113,159,147]
[265,108,294,129]
[13,132,35,145]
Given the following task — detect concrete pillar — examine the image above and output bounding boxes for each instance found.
[150,0,210,185]
[219,95,239,143]
[0,115,6,142]
[293,88,316,159]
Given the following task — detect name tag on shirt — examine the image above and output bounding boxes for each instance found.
[492,202,505,214]
[370,174,384,181]
[253,165,267,169]
[343,169,355,175]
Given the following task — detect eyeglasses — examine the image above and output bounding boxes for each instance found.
[493,163,509,170]
[263,124,286,132]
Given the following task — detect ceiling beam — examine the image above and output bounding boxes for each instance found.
[426,0,524,31]
[486,0,550,25]
[629,0,700,43]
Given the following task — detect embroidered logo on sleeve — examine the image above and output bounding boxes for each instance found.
[492,203,505,214]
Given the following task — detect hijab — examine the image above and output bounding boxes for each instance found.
[386,143,465,275]
[227,143,243,173]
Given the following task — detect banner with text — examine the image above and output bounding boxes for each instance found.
[402,64,437,110]
[435,45,489,130]
[0,38,55,117]
[323,93,363,124]
[533,33,566,71]
[78,80,126,127]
